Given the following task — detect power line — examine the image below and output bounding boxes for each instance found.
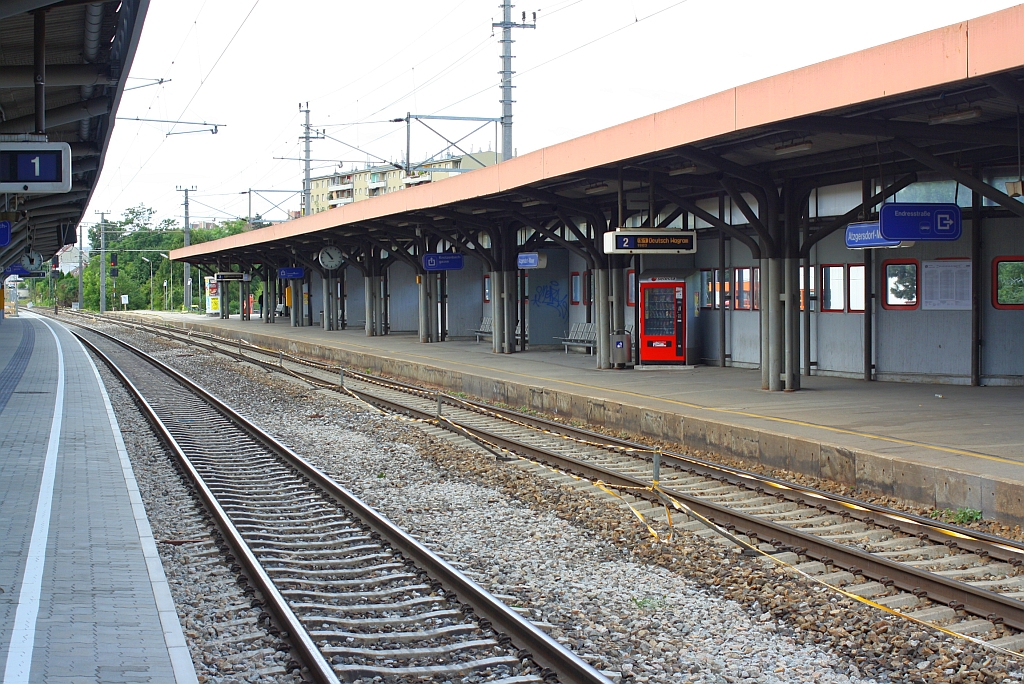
[169,0,261,132]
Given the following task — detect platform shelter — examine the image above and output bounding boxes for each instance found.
[173,6,1024,390]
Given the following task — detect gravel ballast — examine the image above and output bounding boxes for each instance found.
[89,319,1024,684]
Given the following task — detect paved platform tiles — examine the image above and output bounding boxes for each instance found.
[122,310,1024,525]
[0,313,196,683]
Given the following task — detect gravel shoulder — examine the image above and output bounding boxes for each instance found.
[91,322,1024,684]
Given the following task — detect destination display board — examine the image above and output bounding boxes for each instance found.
[603,230,697,255]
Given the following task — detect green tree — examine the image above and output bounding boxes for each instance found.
[997,261,1024,305]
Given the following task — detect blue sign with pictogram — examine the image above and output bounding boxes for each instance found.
[0,220,10,247]
[879,203,962,241]
[4,263,30,276]
[421,253,464,271]
[278,267,305,279]
[845,221,901,249]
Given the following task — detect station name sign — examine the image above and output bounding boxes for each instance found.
[0,142,72,193]
[278,267,305,280]
[880,203,961,242]
[516,252,548,269]
[603,229,697,255]
[845,221,901,249]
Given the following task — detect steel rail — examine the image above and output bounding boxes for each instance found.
[332,384,1024,633]
[113,314,1024,562]
[73,331,341,684]
[60,312,1024,632]
[69,321,612,684]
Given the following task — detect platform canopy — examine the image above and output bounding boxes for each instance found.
[173,5,1024,274]
[0,0,150,272]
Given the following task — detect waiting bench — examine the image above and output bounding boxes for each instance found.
[474,317,529,345]
[557,323,633,354]
[558,322,597,354]
[473,317,493,342]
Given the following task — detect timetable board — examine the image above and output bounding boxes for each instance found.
[921,260,971,310]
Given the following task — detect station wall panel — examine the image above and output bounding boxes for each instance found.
[529,248,570,346]
[981,217,1024,384]
[445,256,484,339]
[345,266,365,327]
[387,261,418,332]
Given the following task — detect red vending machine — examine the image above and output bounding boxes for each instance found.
[638,280,686,364]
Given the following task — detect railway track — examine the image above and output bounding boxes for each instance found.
[64,311,1024,656]
[69,320,611,684]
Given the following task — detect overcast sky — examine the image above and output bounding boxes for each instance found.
[85,0,1021,232]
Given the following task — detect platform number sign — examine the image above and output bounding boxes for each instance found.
[0,142,72,193]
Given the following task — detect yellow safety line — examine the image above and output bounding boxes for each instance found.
[150,318,1016,467]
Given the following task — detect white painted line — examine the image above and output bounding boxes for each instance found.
[2,316,63,684]
[72,322,200,684]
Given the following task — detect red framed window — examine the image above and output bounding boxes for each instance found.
[882,259,919,310]
[700,269,714,308]
[820,264,846,312]
[483,274,491,303]
[752,267,760,310]
[993,257,1024,309]
[734,267,752,310]
[626,269,636,306]
[799,266,815,311]
[715,268,732,309]
[570,272,581,305]
[848,264,865,312]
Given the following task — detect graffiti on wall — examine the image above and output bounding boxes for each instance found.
[534,280,568,320]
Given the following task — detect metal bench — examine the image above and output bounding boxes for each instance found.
[473,316,493,342]
[558,322,597,354]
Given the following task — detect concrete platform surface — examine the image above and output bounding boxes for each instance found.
[0,313,196,683]
[122,311,1024,525]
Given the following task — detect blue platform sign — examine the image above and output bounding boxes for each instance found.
[0,220,10,248]
[880,203,962,241]
[517,252,546,269]
[278,267,305,279]
[421,253,464,271]
[845,221,900,249]
[4,263,30,276]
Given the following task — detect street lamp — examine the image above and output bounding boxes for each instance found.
[160,254,171,311]
[141,256,153,310]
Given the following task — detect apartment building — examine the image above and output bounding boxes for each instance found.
[303,151,502,215]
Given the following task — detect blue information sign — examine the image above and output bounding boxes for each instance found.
[845,221,900,249]
[0,220,10,248]
[421,253,464,271]
[278,267,305,279]
[4,263,30,276]
[879,203,962,241]
[517,252,541,269]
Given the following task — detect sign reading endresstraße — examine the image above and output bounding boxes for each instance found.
[602,230,697,255]
[879,203,962,241]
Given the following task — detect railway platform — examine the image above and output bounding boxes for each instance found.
[120,310,1024,527]
[0,313,196,683]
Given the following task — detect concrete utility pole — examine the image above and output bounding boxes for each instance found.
[97,211,107,312]
[300,103,312,216]
[77,220,84,310]
[493,1,535,162]
[177,185,196,310]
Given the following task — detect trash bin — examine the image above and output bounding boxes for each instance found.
[610,332,632,366]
